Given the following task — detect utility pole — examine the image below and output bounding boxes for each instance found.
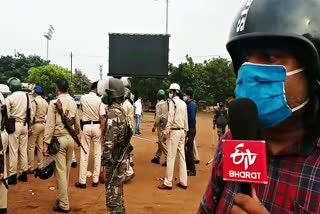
[99,65,103,80]
[70,52,73,82]
[166,0,169,34]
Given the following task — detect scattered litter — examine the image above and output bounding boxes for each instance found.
[31,192,35,196]
[28,189,33,192]
[48,186,55,190]
[87,171,92,178]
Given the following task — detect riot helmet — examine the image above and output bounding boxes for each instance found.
[227,0,320,82]
[34,156,55,180]
[157,89,166,100]
[7,77,22,92]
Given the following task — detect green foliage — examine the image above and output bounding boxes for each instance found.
[0,53,48,83]
[130,78,164,102]
[26,64,73,95]
[72,69,92,94]
[131,55,236,104]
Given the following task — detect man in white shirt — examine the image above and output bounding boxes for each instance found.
[134,97,142,135]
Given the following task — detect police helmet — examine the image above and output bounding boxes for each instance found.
[108,78,125,99]
[34,156,55,180]
[169,83,180,91]
[7,77,22,92]
[157,89,166,100]
[227,0,320,82]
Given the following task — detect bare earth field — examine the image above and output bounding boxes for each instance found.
[7,112,218,214]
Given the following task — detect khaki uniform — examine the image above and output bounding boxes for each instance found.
[28,95,48,171]
[193,140,200,161]
[6,91,31,176]
[102,103,129,214]
[43,94,80,210]
[153,99,169,159]
[0,92,8,211]
[163,96,188,187]
[78,92,105,184]
[122,99,134,181]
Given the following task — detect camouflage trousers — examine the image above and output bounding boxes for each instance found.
[105,161,127,214]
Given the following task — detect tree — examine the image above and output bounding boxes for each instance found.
[130,55,236,104]
[26,64,73,95]
[0,53,48,83]
[130,78,165,102]
[73,69,92,94]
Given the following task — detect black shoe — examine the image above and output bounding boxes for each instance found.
[18,172,28,182]
[187,170,196,176]
[92,182,99,187]
[151,157,160,164]
[138,132,142,135]
[52,205,69,213]
[194,160,200,164]
[130,162,134,167]
[161,162,167,167]
[71,162,77,168]
[0,208,7,214]
[27,169,34,174]
[8,174,17,185]
[177,182,188,189]
[75,182,86,189]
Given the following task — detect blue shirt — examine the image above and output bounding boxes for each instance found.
[186,100,196,129]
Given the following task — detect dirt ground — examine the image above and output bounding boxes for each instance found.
[7,112,219,214]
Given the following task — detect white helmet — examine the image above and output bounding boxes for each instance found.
[169,83,180,91]
[97,77,112,96]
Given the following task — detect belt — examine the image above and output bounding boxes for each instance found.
[82,121,100,125]
[34,121,45,124]
[171,128,184,130]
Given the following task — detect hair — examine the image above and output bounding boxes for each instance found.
[56,78,69,92]
[185,89,193,99]
[91,81,98,90]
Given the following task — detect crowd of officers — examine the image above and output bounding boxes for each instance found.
[0,77,202,214]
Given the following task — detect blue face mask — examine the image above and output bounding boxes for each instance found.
[235,63,309,128]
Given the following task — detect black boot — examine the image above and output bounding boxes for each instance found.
[0,208,7,214]
[161,162,167,167]
[18,171,28,182]
[8,174,17,185]
[151,157,160,164]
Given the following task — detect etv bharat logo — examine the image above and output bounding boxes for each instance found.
[230,143,257,170]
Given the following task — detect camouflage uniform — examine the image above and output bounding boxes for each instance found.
[103,102,129,214]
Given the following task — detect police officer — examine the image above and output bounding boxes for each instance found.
[27,85,48,174]
[122,87,135,183]
[75,81,105,188]
[0,91,8,214]
[213,102,228,140]
[151,89,168,165]
[158,83,188,190]
[6,78,31,184]
[102,78,129,213]
[43,78,80,213]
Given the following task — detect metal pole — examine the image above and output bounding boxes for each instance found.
[46,39,49,61]
[70,52,73,82]
[166,0,168,34]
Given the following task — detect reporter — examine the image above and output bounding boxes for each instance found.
[198,0,320,213]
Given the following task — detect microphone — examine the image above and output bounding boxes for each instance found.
[228,98,258,195]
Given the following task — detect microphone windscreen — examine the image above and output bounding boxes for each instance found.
[228,98,258,140]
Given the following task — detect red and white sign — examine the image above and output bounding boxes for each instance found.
[222,139,268,184]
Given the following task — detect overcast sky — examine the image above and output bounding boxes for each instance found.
[1,0,245,81]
